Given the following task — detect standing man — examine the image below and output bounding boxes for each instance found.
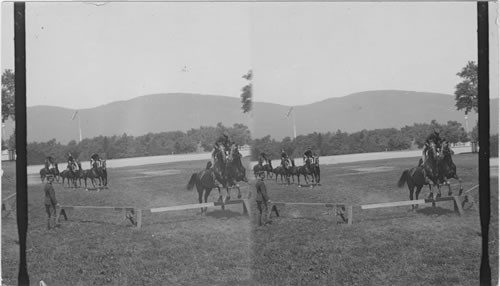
[255,171,271,226]
[44,175,59,230]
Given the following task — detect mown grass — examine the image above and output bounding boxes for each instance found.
[1,153,497,285]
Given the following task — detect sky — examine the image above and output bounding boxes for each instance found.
[1,2,498,110]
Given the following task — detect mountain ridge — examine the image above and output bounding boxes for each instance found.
[3,90,497,143]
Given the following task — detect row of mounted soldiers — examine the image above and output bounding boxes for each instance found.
[40,152,107,188]
[255,148,320,185]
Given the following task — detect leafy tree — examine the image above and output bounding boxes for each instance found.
[454,61,478,115]
[240,70,252,113]
[2,69,15,123]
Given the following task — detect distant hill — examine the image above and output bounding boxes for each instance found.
[2,91,498,143]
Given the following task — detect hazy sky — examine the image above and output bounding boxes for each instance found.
[2,2,251,109]
[1,2,497,109]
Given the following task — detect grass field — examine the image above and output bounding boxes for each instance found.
[1,153,498,285]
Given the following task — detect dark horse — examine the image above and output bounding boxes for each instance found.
[397,166,430,210]
[212,147,248,202]
[40,163,60,183]
[297,157,315,186]
[253,159,273,179]
[60,162,78,188]
[273,165,289,184]
[86,160,107,188]
[437,142,462,195]
[186,162,222,214]
[420,142,442,200]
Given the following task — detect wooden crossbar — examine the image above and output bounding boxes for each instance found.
[272,202,345,208]
[60,205,135,211]
[150,202,215,213]
[2,193,16,202]
[150,200,247,213]
[361,196,457,210]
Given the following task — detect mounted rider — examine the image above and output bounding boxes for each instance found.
[90,153,101,169]
[303,148,313,165]
[45,156,55,171]
[67,152,77,171]
[280,149,290,169]
[419,129,445,167]
[212,133,231,163]
[258,152,268,166]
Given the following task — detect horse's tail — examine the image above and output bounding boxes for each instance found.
[397,169,409,188]
[186,173,198,191]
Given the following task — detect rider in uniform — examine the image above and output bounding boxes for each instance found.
[90,153,101,168]
[259,152,268,166]
[280,149,289,169]
[67,152,77,170]
[303,149,313,164]
[419,129,444,166]
[45,156,55,170]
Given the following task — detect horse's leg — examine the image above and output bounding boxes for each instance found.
[198,187,204,215]
[204,188,212,214]
[409,184,415,210]
[456,175,463,195]
[415,185,423,210]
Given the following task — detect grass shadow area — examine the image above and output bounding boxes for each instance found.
[206,209,244,219]
[415,206,455,216]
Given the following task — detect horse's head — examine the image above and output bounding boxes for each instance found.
[101,160,107,169]
[441,141,453,158]
[428,142,438,156]
[291,159,295,167]
[305,156,313,167]
[313,156,319,166]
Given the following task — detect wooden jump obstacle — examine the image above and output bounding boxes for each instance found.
[150,199,249,214]
[361,196,465,215]
[270,202,353,225]
[55,200,250,229]
[55,205,142,228]
[2,192,16,218]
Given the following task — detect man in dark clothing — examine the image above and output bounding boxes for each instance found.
[420,129,445,166]
[280,149,290,169]
[45,156,55,170]
[258,152,268,166]
[44,175,59,230]
[303,149,313,164]
[90,153,101,168]
[255,171,271,226]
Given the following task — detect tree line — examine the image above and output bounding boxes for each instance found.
[26,123,251,165]
[250,120,472,160]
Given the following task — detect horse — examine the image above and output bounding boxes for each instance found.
[437,142,463,195]
[186,163,222,215]
[254,159,274,179]
[296,157,315,186]
[272,165,289,184]
[420,142,442,200]
[74,161,87,188]
[40,163,60,183]
[287,159,299,184]
[263,159,274,179]
[60,162,78,188]
[212,146,248,202]
[397,166,431,210]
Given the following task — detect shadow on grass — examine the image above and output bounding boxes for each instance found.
[206,210,244,219]
[416,206,454,216]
